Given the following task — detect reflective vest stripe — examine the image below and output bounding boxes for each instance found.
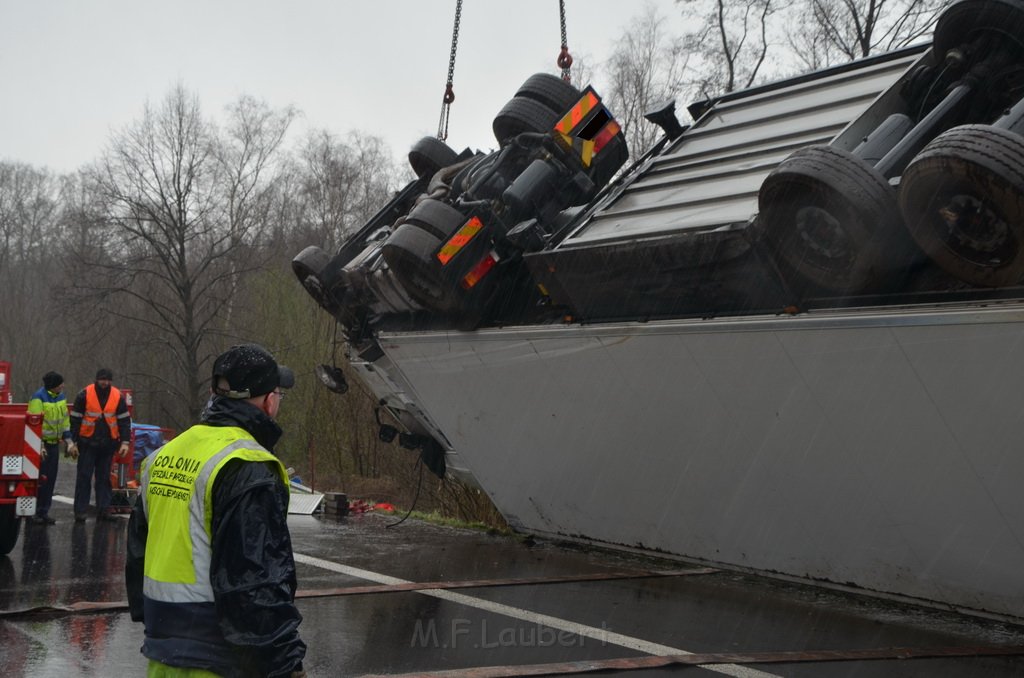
[80,385,121,439]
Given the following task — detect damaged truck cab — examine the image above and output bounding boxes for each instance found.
[292,76,628,477]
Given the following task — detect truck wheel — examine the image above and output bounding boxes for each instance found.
[899,125,1024,287]
[933,0,1024,58]
[292,246,338,312]
[758,145,917,294]
[513,73,581,113]
[408,136,460,180]
[0,505,20,556]
[493,97,561,145]
[382,224,458,312]
[404,198,468,240]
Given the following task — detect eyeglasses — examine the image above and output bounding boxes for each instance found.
[273,390,286,399]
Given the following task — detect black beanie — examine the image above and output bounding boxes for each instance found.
[43,371,64,390]
[95,368,114,381]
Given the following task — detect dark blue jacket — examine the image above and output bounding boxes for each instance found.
[125,397,305,677]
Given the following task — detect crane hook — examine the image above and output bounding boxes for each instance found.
[557,45,573,70]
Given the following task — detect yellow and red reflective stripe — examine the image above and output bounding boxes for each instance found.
[555,90,599,134]
[461,251,499,289]
[592,119,621,154]
[437,216,484,266]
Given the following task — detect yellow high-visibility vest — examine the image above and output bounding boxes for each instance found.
[27,390,70,444]
[138,424,288,603]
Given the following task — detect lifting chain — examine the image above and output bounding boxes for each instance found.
[437,0,463,141]
[557,0,573,83]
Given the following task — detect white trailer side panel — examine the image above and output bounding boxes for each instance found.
[380,306,1024,620]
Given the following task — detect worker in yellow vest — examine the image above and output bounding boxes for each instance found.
[125,344,306,677]
[27,371,72,525]
[69,368,132,522]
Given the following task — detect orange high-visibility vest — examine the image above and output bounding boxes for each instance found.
[80,384,121,439]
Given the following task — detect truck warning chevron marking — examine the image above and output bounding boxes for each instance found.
[555,90,599,135]
[438,216,484,265]
[553,88,620,167]
[22,416,41,480]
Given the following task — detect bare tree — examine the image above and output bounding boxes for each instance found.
[681,0,782,99]
[294,129,402,254]
[0,162,67,396]
[213,95,297,328]
[787,0,947,69]
[603,3,690,154]
[70,85,294,425]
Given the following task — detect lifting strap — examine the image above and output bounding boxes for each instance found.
[437,0,463,141]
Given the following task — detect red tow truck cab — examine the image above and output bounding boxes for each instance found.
[0,361,43,555]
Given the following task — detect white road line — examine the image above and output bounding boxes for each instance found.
[294,552,780,678]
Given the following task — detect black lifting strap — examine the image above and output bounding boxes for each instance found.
[437,0,463,141]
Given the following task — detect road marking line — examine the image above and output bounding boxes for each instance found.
[294,552,779,678]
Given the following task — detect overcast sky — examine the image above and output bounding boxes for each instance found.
[0,0,687,174]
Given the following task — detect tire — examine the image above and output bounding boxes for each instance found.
[513,73,581,114]
[404,198,468,240]
[292,246,337,312]
[0,505,20,556]
[382,224,455,312]
[408,136,460,180]
[493,97,561,145]
[757,145,920,294]
[899,125,1024,287]
[933,0,1024,58]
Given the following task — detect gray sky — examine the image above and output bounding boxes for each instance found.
[0,0,686,173]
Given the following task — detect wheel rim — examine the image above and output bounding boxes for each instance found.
[758,144,904,293]
[899,124,1024,286]
[794,205,856,266]
[936,190,1013,265]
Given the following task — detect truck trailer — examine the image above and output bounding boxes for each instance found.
[294,0,1024,623]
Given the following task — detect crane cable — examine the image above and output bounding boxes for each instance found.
[437,0,463,141]
[437,0,571,138]
[557,0,573,83]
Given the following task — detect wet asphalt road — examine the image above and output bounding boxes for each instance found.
[2,462,1024,677]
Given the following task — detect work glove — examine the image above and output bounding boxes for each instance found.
[66,441,79,460]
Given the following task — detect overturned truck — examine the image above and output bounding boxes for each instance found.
[295,0,1024,623]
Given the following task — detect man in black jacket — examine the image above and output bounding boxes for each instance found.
[69,367,132,522]
[125,344,306,677]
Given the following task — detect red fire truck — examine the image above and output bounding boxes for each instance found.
[0,361,43,555]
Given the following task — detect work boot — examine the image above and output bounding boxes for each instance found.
[31,515,56,525]
[74,513,87,523]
